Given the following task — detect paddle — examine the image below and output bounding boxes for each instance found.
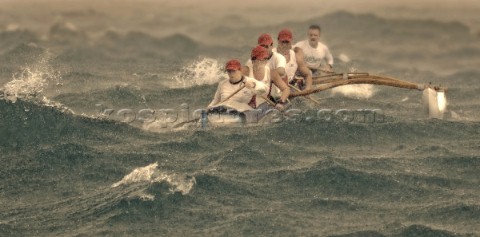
[288,84,321,105]
[259,94,276,106]
[216,83,246,106]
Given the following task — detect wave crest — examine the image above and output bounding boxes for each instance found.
[112,162,196,197]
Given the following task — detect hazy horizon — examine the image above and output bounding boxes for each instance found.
[2,0,480,34]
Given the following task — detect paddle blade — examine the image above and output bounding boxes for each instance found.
[423,88,447,119]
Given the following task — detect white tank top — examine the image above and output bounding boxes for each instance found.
[248,64,272,105]
[248,64,270,84]
[273,48,297,82]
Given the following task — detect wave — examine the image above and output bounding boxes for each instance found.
[48,21,88,45]
[422,156,480,180]
[112,162,195,197]
[199,144,292,170]
[411,202,480,223]
[1,162,195,234]
[1,42,46,65]
[0,29,39,51]
[54,83,217,117]
[0,99,135,149]
[59,8,101,18]
[61,71,98,81]
[98,31,199,59]
[7,88,479,149]
[329,224,467,237]
[262,118,480,148]
[50,30,207,64]
[0,223,17,237]
[54,46,113,63]
[439,70,480,85]
[195,174,256,196]
[35,143,96,170]
[1,26,204,65]
[397,224,463,237]
[274,163,428,199]
[292,197,364,212]
[0,182,180,236]
[328,230,385,237]
[53,84,153,115]
[437,47,480,59]
[213,11,474,50]
[313,11,473,42]
[395,172,471,191]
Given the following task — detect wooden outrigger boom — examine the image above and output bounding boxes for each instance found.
[289,73,446,98]
[289,72,447,119]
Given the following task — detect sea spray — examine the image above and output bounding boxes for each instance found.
[338,53,351,63]
[330,63,376,99]
[172,57,225,88]
[112,162,196,198]
[2,50,62,103]
[331,84,376,99]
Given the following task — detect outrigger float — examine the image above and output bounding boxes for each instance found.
[193,72,448,128]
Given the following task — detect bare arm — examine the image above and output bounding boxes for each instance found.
[294,47,313,90]
[275,52,287,78]
[276,67,286,78]
[325,46,334,67]
[270,69,289,103]
[241,65,249,76]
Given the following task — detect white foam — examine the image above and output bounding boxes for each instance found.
[3,68,48,102]
[338,53,351,63]
[330,84,376,99]
[450,111,460,120]
[2,51,62,103]
[112,162,196,195]
[141,120,194,133]
[5,23,20,32]
[112,163,158,187]
[171,57,225,88]
[63,22,79,32]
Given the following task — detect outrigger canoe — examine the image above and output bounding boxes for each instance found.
[185,72,448,128]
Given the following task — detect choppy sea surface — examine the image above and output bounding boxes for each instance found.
[1,1,479,236]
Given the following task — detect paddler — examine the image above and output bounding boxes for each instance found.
[207,59,268,113]
[243,45,290,112]
[293,24,334,76]
[273,28,313,91]
[244,33,287,78]
[242,34,290,107]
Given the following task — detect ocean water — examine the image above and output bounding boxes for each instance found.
[1,1,479,236]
